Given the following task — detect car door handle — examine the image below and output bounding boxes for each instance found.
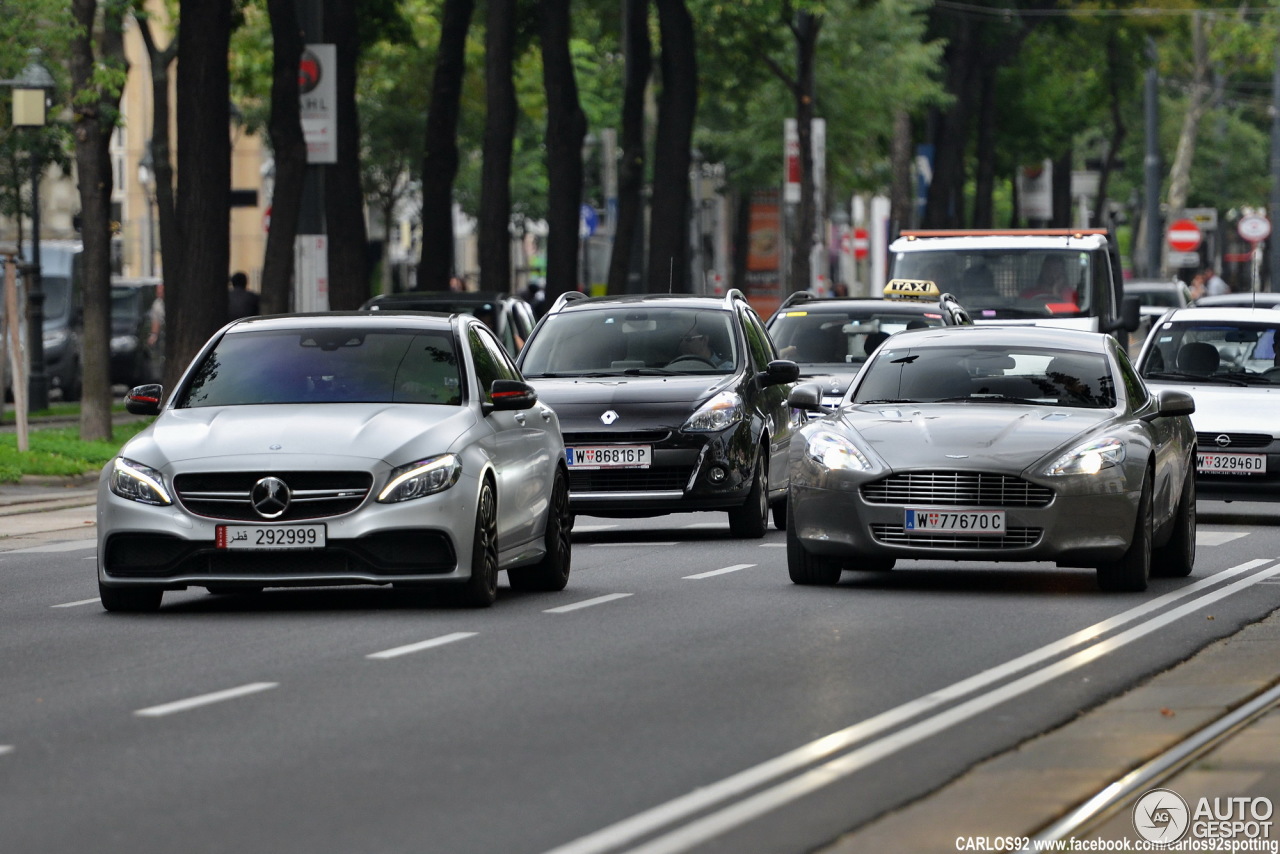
[514,413,526,425]
[540,409,553,421]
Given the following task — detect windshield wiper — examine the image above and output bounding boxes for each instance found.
[968,394,1038,404]
[857,398,918,404]
[623,367,678,376]
[1145,370,1248,387]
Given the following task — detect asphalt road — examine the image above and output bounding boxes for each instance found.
[2,502,1279,854]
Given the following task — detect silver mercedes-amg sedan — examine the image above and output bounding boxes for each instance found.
[97,312,572,611]
[786,325,1196,592]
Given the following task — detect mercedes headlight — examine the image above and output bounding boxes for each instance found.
[682,391,744,432]
[378,454,461,502]
[806,430,872,472]
[109,457,172,506]
[1044,437,1125,476]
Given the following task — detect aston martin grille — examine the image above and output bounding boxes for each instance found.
[860,472,1053,508]
[173,471,373,521]
[871,525,1041,549]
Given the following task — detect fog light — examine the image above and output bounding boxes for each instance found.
[708,466,727,484]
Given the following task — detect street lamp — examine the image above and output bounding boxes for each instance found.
[6,48,56,412]
[137,149,157,277]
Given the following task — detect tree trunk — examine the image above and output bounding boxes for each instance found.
[889,109,913,236]
[647,0,697,293]
[323,0,369,309]
[70,0,125,440]
[541,0,588,307]
[479,0,517,294]
[135,12,181,389]
[173,0,232,380]
[1165,12,1210,227]
[418,0,475,291]
[787,10,820,295]
[606,0,650,296]
[260,0,307,315]
[970,62,998,228]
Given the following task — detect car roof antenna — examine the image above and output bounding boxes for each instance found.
[669,258,674,294]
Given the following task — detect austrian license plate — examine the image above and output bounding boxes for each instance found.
[905,508,1005,535]
[1197,452,1266,475]
[565,445,652,470]
[216,524,326,550]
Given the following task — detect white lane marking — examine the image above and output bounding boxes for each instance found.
[573,524,618,532]
[619,561,1280,854]
[759,543,786,548]
[544,593,633,614]
[7,539,96,554]
[134,682,279,718]
[1197,532,1248,546]
[589,542,677,547]
[680,523,726,530]
[367,631,477,660]
[0,746,12,756]
[51,598,100,609]
[684,564,755,580]
[542,558,1278,854]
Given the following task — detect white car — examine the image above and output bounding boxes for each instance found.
[97,312,572,611]
[1134,306,1280,502]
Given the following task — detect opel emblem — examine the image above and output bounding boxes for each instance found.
[1215,434,1231,448]
[251,476,291,519]
[601,410,619,425]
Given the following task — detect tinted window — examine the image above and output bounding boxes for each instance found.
[520,307,737,375]
[469,324,518,404]
[769,308,941,364]
[853,344,1115,408]
[178,328,462,407]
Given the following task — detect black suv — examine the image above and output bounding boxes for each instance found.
[361,290,536,356]
[516,290,800,537]
[766,284,971,411]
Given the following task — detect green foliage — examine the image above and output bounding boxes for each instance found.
[0,419,150,483]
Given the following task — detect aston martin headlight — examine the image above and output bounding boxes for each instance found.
[806,430,872,471]
[682,391,744,432]
[109,457,172,506]
[1044,437,1125,476]
[378,454,461,503]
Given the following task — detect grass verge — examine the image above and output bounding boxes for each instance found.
[0,419,151,483]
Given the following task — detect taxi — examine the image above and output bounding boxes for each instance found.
[765,280,970,411]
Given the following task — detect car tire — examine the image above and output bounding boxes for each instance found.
[1152,465,1195,578]
[1096,472,1152,592]
[456,479,499,608]
[728,454,768,539]
[786,499,842,585]
[99,583,163,612]
[508,467,572,592]
[771,497,787,531]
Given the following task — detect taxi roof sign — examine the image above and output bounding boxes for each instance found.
[884,278,942,301]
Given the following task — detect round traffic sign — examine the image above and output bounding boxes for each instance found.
[853,228,869,260]
[1167,218,1201,253]
[1238,214,1271,244]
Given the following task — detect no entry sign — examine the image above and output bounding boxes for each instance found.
[1167,218,1202,253]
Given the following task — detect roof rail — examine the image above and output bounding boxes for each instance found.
[723,288,750,308]
[776,290,816,310]
[547,290,589,314]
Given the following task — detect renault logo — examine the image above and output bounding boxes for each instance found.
[1215,434,1232,448]
[600,410,619,425]
[251,476,291,519]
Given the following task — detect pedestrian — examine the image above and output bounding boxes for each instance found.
[1203,266,1229,297]
[832,281,850,297]
[448,275,466,293]
[147,282,165,380]
[1188,271,1207,302]
[228,271,260,320]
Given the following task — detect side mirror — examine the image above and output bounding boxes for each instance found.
[125,384,163,416]
[1153,388,1195,419]
[485,378,538,413]
[759,359,800,387]
[1118,295,1141,332]
[787,382,824,412]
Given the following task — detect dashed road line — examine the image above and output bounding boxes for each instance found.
[544,593,633,613]
[134,682,279,718]
[367,631,477,660]
[684,564,755,580]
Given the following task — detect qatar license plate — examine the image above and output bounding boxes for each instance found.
[216,524,326,550]
[905,508,1005,535]
[565,445,652,470]
[1197,452,1266,475]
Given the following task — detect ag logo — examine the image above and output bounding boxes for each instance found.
[600,410,619,425]
[1132,788,1190,843]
